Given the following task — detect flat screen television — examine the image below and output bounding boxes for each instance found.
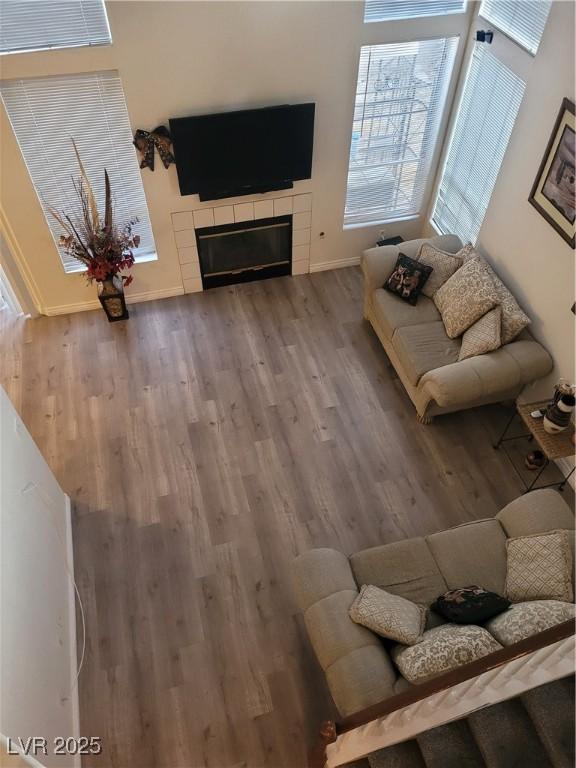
[169,103,315,201]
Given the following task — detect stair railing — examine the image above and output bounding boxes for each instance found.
[310,619,575,768]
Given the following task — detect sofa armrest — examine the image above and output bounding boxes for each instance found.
[418,339,553,410]
[361,234,463,296]
[293,548,397,716]
[496,489,575,537]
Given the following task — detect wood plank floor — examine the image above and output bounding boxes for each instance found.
[0,267,566,768]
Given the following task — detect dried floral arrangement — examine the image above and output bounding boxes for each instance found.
[49,141,139,287]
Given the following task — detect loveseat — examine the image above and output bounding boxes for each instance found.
[292,489,574,717]
[362,235,553,422]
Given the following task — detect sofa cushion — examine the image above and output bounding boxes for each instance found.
[349,585,426,645]
[434,257,500,338]
[505,530,573,603]
[350,537,448,606]
[496,489,575,538]
[481,259,531,344]
[293,548,358,612]
[459,306,502,361]
[416,241,473,297]
[432,586,510,624]
[427,519,508,596]
[484,600,576,646]
[325,645,398,717]
[371,288,441,340]
[392,321,461,386]
[392,624,502,684]
[384,253,433,305]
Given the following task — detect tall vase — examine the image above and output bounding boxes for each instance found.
[543,394,575,434]
[97,275,129,322]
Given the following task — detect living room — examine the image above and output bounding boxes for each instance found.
[0,1,574,767]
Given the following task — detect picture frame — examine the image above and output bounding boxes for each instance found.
[529,98,575,248]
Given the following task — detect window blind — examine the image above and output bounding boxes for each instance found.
[1,71,156,273]
[0,1,111,55]
[432,46,525,244]
[344,37,458,227]
[364,1,466,23]
[479,0,552,55]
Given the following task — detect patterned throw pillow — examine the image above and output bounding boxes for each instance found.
[458,306,502,361]
[433,257,500,338]
[384,253,433,306]
[432,585,510,624]
[505,530,573,603]
[416,243,465,298]
[481,260,531,344]
[349,584,426,646]
[485,600,576,646]
[392,624,502,684]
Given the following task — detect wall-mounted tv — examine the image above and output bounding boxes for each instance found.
[169,103,315,201]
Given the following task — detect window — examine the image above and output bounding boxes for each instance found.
[1,71,156,272]
[432,46,525,243]
[344,37,458,227]
[0,1,111,55]
[364,0,466,23]
[479,0,552,55]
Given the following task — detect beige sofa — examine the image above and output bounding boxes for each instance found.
[293,489,574,718]
[362,235,553,422]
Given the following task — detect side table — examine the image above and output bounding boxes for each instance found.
[493,400,575,493]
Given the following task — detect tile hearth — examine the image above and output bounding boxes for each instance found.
[171,193,312,293]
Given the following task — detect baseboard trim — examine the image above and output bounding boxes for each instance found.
[43,285,185,316]
[309,256,361,273]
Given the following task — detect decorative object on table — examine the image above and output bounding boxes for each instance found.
[431,585,510,624]
[493,400,575,492]
[525,450,546,470]
[505,530,573,603]
[133,125,175,170]
[49,140,138,323]
[543,393,575,434]
[528,98,575,248]
[384,252,432,305]
[552,378,575,404]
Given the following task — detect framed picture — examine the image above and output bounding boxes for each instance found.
[529,98,575,248]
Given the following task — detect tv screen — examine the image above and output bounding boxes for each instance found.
[169,103,315,200]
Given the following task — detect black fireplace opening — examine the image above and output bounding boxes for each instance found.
[195,214,292,289]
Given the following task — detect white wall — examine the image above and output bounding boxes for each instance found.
[0,1,471,315]
[0,387,79,768]
[476,0,575,397]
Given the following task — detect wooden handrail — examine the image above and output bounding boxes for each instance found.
[309,619,575,768]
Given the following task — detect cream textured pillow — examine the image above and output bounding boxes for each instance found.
[481,260,531,344]
[458,306,502,361]
[434,257,499,338]
[416,242,469,298]
[485,600,575,646]
[505,530,573,603]
[392,624,502,684]
[349,584,426,646]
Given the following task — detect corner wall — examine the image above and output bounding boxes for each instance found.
[476,0,575,397]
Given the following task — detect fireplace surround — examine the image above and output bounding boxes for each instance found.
[196,215,292,289]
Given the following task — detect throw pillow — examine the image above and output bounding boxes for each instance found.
[433,257,499,338]
[485,600,576,646]
[432,585,510,624]
[416,242,467,298]
[392,624,502,684]
[349,584,426,646]
[481,260,531,344]
[458,306,502,361]
[505,530,573,603]
[384,253,433,306]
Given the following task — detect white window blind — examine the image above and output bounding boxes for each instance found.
[0,1,111,55]
[1,71,156,273]
[344,37,458,227]
[432,46,525,243]
[364,1,466,23]
[479,0,552,55]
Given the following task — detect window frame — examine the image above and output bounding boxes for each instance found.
[364,0,468,24]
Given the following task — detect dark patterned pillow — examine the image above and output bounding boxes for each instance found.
[384,253,433,306]
[432,586,510,624]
